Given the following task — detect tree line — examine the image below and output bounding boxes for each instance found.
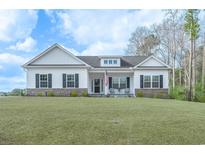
[127,9,205,102]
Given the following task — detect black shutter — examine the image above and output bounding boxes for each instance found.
[127,77,130,88]
[63,74,66,88]
[160,75,163,88]
[140,75,144,88]
[75,74,79,88]
[109,77,112,89]
[48,74,52,88]
[91,80,93,92]
[35,74,39,88]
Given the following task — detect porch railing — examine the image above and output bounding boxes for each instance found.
[109,88,130,95]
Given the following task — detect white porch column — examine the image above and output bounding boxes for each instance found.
[104,71,109,95]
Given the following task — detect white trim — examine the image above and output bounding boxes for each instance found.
[89,70,134,73]
[134,67,170,70]
[24,65,90,68]
[66,74,75,88]
[143,75,161,89]
[39,74,49,88]
[22,43,91,68]
[134,55,171,69]
[143,75,151,88]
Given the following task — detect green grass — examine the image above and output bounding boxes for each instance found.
[0,96,205,144]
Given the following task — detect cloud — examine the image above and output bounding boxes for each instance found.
[8,37,37,52]
[61,45,80,55]
[0,53,28,65]
[0,65,3,70]
[44,10,57,24]
[0,10,38,42]
[81,41,126,55]
[0,75,26,91]
[48,10,164,55]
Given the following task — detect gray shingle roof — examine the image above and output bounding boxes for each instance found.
[77,56,149,68]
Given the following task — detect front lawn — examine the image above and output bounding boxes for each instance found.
[0,96,205,144]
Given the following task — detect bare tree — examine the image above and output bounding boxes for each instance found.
[165,10,183,89]
[127,26,159,56]
[153,22,172,65]
[176,26,188,86]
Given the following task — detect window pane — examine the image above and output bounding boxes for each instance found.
[40,74,48,88]
[152,82,159,88]
[152,75,159,88]
[144,76,151,82]
[152,75,159,82]
[144,82,151,88]
[112,77,119,89]
[144,75,151,88]
[104,60,108,64]
[109,60,112,64]
[113,60,117,64]
[120,77,126,89]
[67,74,75,87]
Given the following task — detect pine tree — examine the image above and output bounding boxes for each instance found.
[184,9,200,101]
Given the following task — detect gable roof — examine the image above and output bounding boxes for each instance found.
[22,43,170,69]
[134,55,171,69]
[77,56,149,68]
[22,43,90,68]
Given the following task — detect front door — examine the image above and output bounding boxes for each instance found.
[94,79,100,93]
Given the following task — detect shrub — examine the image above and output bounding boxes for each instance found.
[48,91,55,97]
[81,90,88,97]
[136,91,143,97]
[195,90,205,103]
[169,86,185,100]
[70,90,78,97]
[37,92,43,96]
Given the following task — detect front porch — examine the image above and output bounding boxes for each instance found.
[88,71,134,96]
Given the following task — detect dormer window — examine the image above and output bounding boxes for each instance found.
[101,58,120,67]
[104,60,108,64]
[113,60,117,64]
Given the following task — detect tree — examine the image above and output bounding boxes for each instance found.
[127,26,159,56]
[165,10,184,89]
[153,10,186,88]
[184,9,200,101]
[10,89,23,96]
[153,21,172,65]
[202,38,205,89]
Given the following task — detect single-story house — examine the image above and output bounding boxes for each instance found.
[22,43,171,97]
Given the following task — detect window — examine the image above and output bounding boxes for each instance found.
[152,75,160,88]
[67,74,75,87]
[104,60,108,64]
[113,60,117,64]
[102,59,120,66]
[40,74,48,88]
[142,75,160,88]
[112,77,127,89]
[144,76,151,88]
[120,77,126,89]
